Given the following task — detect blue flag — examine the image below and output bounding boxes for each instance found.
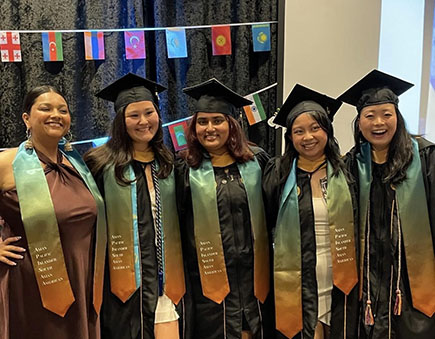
[91,137,109,148]
[165,29,188,58]
[252,24,271,52]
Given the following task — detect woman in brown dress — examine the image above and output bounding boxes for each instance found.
[0,86,106,339]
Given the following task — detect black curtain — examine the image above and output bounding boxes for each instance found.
[0,0,278,155]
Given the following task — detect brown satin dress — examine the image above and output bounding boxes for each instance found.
[0,151,99,339]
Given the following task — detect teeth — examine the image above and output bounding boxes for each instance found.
[372,130,386,134]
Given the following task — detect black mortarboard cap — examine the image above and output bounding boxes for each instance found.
[96,73,166,112]
[337,69,413,113]
[183,78,252,117]
[273,84,342,127]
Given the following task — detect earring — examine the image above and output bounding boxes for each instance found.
[25,128,33,150]
[64,131,73,151]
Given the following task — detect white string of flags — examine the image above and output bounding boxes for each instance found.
[0,20,277,62]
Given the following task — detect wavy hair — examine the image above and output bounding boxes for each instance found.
[353,106,412,185]
[182,112,254,168]
[84,104,173,184]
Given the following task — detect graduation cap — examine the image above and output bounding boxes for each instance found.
[96,73,166,112]
[183,78,252,117]
[273,84,342,127]
[337,69,413,113]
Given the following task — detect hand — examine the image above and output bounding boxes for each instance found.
[0,236,26,266]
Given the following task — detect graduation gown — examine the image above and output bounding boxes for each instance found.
[262,155,360,339]
[176,148,274,339]
[345,137,435,339]
[89,160,188,339]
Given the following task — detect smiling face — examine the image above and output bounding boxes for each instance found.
[195,112,230,154]
[22,91,71,143]
[358,103,397,151]
[290,112,328,161]
[124,100,159,150]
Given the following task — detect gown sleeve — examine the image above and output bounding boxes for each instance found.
[418,139,435,251]
[262,156,285,234]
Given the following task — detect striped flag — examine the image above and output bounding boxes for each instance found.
[84,31,105,60]
[0,31,22,62]
[243,93,267,125]
[42,32,63,61]
[124,31,146,59]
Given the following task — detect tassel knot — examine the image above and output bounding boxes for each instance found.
[393,289,402,316]
[364,300,375,326]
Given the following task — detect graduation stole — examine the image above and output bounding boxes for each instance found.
[357,140,435,317]
[189,157,270,304]
[13,141,107,317]
[104,161,185,304]
[274,159,357,339]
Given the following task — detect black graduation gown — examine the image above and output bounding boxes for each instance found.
[176,148,275,339]
[262,155,360,339]
[89,160,188,339]
[345,137,435,339]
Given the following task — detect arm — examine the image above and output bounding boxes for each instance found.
[0,149,26,265]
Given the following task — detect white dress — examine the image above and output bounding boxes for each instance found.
[312,197,333,326]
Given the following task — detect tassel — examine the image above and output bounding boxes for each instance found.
[64,140,73,152]
[393,289,402,316]
[364,300,375,326]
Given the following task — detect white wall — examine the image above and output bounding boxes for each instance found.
[283,0,382,153]
[378,0,426,135]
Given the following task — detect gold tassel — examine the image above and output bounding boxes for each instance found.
[64,131,73,151]
[364,300,375,326]
[25,129,33,150]
[393,289,402,316]
[64,140,73,152]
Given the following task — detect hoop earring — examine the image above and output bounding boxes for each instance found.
[25,128,33,150]
[64,131,73,151]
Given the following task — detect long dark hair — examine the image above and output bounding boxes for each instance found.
[353,106,412,185]
[280,110,344,181]
[183,112,254,168]
[84,103,173,184]
[23,85,69,114]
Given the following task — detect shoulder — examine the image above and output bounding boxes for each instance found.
[415,137,435,168]
[0,148,18,190]
[0,148,18,164]
[249,146,270,169]
[264,154,286,178]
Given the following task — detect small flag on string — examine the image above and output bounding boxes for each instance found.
[42,32,63,62]
[252,24,271,52]
[243,93,267,125]
[91,137,109,148]
[84,31,105,60]
[124,30,146,59]
[168,120,189,151]
[0,31,22,62]
[165,29,188,58]
[211,25,232,55]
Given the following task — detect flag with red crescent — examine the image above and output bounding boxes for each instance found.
[124,30,146,59]
[42,32,63,62]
